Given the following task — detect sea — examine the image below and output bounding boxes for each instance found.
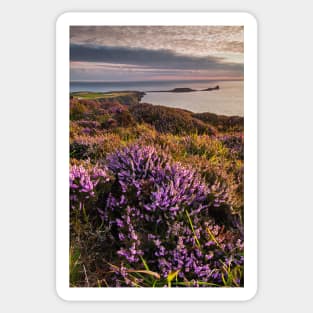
[70,80,243,116]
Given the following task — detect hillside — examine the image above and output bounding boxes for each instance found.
[70,91,242,134]
[69,91,244,288]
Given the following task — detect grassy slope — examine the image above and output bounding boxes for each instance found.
[69,91,244,287]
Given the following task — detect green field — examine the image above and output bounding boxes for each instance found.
[71,91,140,100]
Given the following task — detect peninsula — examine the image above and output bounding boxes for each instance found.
[148,85,220,93]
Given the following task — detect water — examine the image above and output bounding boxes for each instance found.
[70,80,243,116]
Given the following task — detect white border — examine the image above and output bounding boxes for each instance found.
[56,12,257,301]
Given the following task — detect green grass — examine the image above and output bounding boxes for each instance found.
[71,91,137,100]
[69,245,82,287]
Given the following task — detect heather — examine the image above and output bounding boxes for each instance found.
[129,102,217,135]
[192,112,244,132]
[69,92,244,287]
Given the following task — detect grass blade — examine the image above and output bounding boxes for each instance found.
[185,210,200,248]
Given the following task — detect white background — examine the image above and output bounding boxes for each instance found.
[57,12,257,302]
[1,0,312,312]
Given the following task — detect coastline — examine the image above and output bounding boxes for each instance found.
[70,80,243,116]
[70,90,243,118]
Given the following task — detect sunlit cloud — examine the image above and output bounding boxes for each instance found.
[70,26,244,81]
[70,26,243,61]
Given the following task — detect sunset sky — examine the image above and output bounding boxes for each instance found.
[70,26,244,82]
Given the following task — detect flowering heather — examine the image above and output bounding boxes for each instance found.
[70,134,123,160]
[76,120,101,129]
[130,102,217,135]
[70,164,110,209]
[100,144,243,286]
[219,134,244,160]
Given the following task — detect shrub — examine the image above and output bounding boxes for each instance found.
[96,114,111,128]
[99,144,243,286]
[70,101,88,120]
[192,112,244,132]
[101,118,118,129]
[130,103,216,135]
[69,163,111,210]
[114,110,136,128]
[70,134,124,161]
[180,135,228,160]
[76,120,101,129]
[218,134,244,160]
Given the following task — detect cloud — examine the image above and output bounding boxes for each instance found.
[70,26,243,59]
[217,41,244,53]
[69,26,243,81]
[70,44,243,74]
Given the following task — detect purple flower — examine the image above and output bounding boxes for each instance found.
[100,144,244,285]
[69,163,111,209]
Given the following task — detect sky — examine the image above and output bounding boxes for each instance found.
[70,26,244,82]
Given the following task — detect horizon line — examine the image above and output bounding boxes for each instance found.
[70,78,244,83]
